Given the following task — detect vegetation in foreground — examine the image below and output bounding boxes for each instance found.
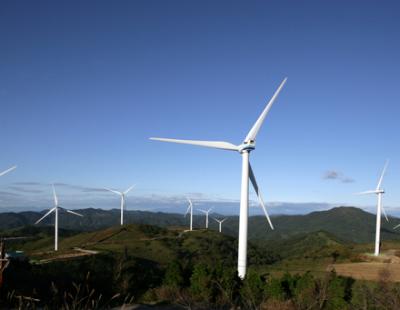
[3,257,400,309]
[2,223,400,309]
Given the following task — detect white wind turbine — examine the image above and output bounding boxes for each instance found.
[35,184,83,251]
[356,160,390,256]
[185,198,194,231]
[104,185,135,226]
[198,208,213,229]
[213,217,227,233]
[150,78,287,279]
[0,165,17,177]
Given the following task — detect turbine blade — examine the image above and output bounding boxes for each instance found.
[248,163,274,230]
[0,165,17,177]
[244,78,287,142]
[184,197,191,217]
[381,203,389,222]
[212,217,219,223]
[354,190,377,195]
[185,204,191,216]
[197,209,207,214]
[52,184,58,206]
[65,209,84,217]
[221,218,227,223]
[104,187,122,195]
[124,184,135,195]
[150,138,239,151]
[376,160,389,190]
[393,223,400,230]
[35,207,56,224]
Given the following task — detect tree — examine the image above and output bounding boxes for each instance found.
[265,277,285,301]
[325,272,349,310]
[214,265,241,307]
[190,263,216,302]
[163,260,184,288]
[240,270,266,309]
[293,272,316,309]
[281,272,299,299]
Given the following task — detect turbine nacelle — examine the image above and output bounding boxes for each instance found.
[238,141,256,153]
[356,189,385,195]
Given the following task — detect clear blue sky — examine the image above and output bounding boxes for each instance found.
[1,1,399,215]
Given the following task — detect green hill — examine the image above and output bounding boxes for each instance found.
[265,230,352,260]
[246,207,400,243]
[13,224,278,267]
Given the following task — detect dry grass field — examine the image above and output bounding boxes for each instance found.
[329,262,400,281]
[330,250,400,281]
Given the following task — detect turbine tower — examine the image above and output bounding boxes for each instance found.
[185,198,194,231]
[150,78,287,279]
[35,184,83,251]
[356,160,390,256]
[104,185,135,225]
[198,208,213,229]
[213,217,227,233]
[0,166,17,177]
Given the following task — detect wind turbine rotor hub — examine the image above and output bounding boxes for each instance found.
[238,142,256,153]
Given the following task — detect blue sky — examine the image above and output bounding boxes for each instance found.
[1,1,400,215]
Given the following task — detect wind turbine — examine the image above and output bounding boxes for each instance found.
[150,78,287,279]
[185,198,194,231]
[213,217,227,233]
[35,184,83,251]
[198,208,213,229]
[356,160,390,256]
[0,166,17,177]
[104,185,135,226]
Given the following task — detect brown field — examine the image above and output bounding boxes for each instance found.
[330,262,400,282]
[328,249,400,282]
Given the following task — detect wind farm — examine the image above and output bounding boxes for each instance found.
[1,1,400,309]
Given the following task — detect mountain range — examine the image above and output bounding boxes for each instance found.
[1,206,400,244]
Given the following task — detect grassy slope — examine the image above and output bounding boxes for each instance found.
[12,224,276,269]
